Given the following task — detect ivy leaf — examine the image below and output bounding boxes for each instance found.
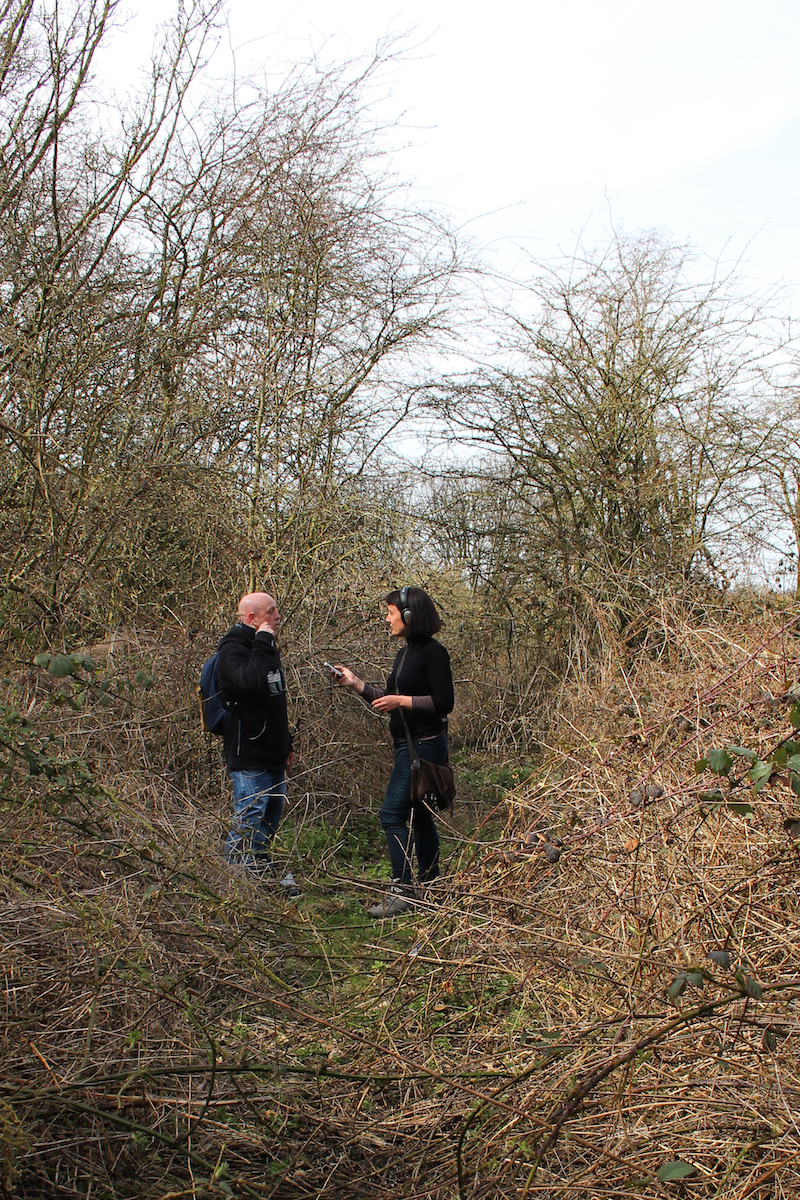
[708,950,731,969]
[791,705,800,730]
[33,652,51,667]
[790,777,800,800]
[786,754,800,772]
[705,748,733,776]
[694,757,708,775]
[657,1161,697,1182]
[727,802,753,816]
[684,971,705,988]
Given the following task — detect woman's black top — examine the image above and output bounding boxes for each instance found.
[381,637,454,739]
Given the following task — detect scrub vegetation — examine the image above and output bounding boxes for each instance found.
[3,2,800,1197]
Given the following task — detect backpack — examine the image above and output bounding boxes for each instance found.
[198,652,230,735]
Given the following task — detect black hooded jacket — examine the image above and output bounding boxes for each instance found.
[216,624,293,772]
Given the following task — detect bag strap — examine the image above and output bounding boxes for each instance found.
[399,709,420,771]
[394,646,420,772]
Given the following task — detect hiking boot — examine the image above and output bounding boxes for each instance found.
[367,882,416,918]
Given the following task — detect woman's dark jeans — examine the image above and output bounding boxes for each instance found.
[380,732,448,884]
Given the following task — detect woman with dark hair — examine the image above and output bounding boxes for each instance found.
[333,586,454,916]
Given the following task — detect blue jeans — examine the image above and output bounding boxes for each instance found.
[380,733,448,884]
[226,767,286,872]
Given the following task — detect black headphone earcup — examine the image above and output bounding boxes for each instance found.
[399,585,411,627]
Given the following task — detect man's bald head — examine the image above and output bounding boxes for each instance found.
[238,592,280,635]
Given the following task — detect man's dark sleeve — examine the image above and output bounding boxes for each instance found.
[218,633,276,695]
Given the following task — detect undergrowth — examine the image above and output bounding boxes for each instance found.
[2,594,800,1198]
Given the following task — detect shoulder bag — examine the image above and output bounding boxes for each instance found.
[399,710,456,811]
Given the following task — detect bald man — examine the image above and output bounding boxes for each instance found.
[216,592,296,887]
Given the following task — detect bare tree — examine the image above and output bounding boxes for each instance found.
[0,0,231,640]
[190,70,460,609]
[426,230,777,630]
[0,1,460,649]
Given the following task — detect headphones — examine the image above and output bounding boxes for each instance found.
[399,586,412,626]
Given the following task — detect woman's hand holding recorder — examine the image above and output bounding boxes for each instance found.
[326,662,363,693]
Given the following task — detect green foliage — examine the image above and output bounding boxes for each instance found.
[669,956,764,1005]
[282,814,385,873]
[667,970,705,1002]
[30,647,157,720]
[657,1161,697,1181]
[727,746,757,762]
[699,748,733,776]
[734,970,763,1000]
[458,759,539,798]
[749,760,774,793]
[0,670,118,812]
[696,707,800,815]
[47,654,79,678]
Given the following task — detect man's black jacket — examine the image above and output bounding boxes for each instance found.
[216,624,293,772]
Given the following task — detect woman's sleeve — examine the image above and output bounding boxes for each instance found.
[425,643,454,715]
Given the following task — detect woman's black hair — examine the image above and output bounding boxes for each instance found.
[386,587,442,638]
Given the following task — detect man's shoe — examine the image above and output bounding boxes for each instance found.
[367,882,416,918]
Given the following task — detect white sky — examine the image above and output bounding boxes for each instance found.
[112,0,800,302]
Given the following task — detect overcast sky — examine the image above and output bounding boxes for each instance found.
[114,0,800,303]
